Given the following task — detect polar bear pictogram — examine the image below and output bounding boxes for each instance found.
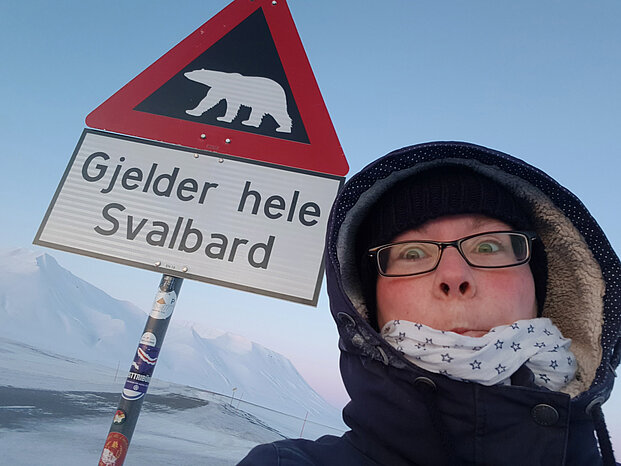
[184,69,293,133]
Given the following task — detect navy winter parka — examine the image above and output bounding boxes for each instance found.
[239,142,621,465]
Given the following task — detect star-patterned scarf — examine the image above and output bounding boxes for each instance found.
[381,318,576,391]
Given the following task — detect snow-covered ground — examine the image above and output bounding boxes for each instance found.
[0,249,346,464]
[0,248,343,422]
[0,337,345,465]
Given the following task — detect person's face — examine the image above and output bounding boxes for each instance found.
[375,214,537,337]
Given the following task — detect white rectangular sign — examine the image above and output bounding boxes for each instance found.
[35,130,343,305]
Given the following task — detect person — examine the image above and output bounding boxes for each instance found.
[238,141,621,465]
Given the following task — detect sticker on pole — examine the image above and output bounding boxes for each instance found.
[122,344,160,401]
[150,290,177,319]
[140,332,157,347]
[112,410,126,425]
[34,130,342,306]
[99,432,129,466]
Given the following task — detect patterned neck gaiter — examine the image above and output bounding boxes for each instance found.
[381,318,576,391]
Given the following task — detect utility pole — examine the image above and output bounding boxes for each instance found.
[98,275,183,466]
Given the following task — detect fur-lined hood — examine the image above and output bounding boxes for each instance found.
[326,141,621,404]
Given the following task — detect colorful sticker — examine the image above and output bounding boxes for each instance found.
[149,290,177,319]
[99,432,128,466]
[121,344,160,401]
[122,386,144,401]
[112,410,126,425]
[140,332,157,347]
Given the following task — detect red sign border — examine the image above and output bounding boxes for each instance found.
[85,0,348,176]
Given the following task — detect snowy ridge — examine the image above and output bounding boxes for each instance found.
[0,248,343,426]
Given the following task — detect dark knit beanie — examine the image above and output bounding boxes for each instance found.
[356,166,548,329]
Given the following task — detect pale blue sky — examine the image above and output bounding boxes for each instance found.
[2,0,621,417]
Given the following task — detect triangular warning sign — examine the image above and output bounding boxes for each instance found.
[86,0,348,176]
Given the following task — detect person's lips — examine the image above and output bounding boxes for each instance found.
[450,328,488,337]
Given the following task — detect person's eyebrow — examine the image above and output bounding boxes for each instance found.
[417,215,491,233]
[406,215,506,240]
[470,216,491,229]
[469,215,511,230]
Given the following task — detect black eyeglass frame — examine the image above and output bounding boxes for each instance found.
[368,230,538,277]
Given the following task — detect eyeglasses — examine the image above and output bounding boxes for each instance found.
[368,231,537,277]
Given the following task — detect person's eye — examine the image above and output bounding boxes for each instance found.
[474,240,501,254]
[401,246,427,260]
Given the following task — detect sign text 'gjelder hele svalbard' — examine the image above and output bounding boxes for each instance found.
[35,130,342,305]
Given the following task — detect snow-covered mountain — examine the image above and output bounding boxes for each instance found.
[0,248,342,426]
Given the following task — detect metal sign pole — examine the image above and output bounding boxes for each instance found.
[98,274,183,466]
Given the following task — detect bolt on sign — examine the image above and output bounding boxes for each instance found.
[34,0,348,306]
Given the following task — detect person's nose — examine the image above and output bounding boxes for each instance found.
[432,247,476,298]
